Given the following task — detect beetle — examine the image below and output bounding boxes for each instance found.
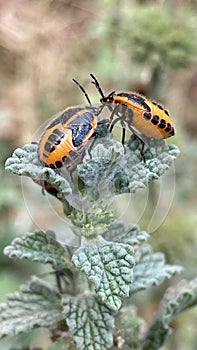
[38,79,103,170]
[90,74,175,145]
[38,106,99,170]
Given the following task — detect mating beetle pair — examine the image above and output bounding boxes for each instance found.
[38,74,175,171]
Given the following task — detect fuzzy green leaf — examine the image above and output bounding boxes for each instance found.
[0,277,62,339]
[4,230,68,270]
[5,143,71,196]
[5,143,39,170]
[160,277,197,323]
[78,136,179,197]
[126,138,180,181]
[104,221,149,245]
[78,140,129,198]
[142,320,171,350]
[131,245,183,294]
[72,243,135,310]
[142,278,197,349]
[62,294,114,350]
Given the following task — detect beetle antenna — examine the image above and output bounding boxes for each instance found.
[72,78,92,106]
[90,73,105,98]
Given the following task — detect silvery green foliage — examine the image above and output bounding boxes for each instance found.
[131,245,183,294]
[4,230,69,270]
[103,221,149,245]
[72,242,135,310]
[3,129,192,350]
[0,277,62,338]
[142,278,197,350]
[103,222,182,295]
[160,277,197,317]
[62,294,114,350]
[78,136,179,197]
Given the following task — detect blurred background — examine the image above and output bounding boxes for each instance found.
[0,0,197,349]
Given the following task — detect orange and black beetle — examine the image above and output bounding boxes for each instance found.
[38,79,103,170]
[90,74,175,143]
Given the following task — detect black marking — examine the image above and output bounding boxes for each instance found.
[49,164,56,169]
[126,94,151,112]
[164,109,169,116]
[151,115,160,125]
[60,108,86,125]
[68,112,93,128]
[48,134,62,146]
[55,161,63,168]
[157,104,163,110]
[143,112,152,120]
[158,119,166,129]
[170,128,175,135]
[53,129,65,138]
[47,108,83,129]
[101,91,115,103]
[43,153,48,158]
[117,92,133,98]
[48,134,60,143]
[165,123,172,132]
[72,124,92,147]
[62,155,68,163]
[54,139,61,145]
[46,117,63,129]
[44,142,55,153]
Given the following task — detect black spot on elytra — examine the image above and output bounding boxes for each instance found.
[53,129,65,138]
[55,160,63,168]
[48,134,62,146]
[170,128,175,135]
[48,134,58,143]
[143,112,152,120]
[49,164,56,169]
[44,142,55,153]
[157,104,164,110]
[165,123,172,132]
[151,115,160,125]
[158,119,166,129]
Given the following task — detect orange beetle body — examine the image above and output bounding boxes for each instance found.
[91,74,175,140]
[38,106,98,169]
[104,92,175,139]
